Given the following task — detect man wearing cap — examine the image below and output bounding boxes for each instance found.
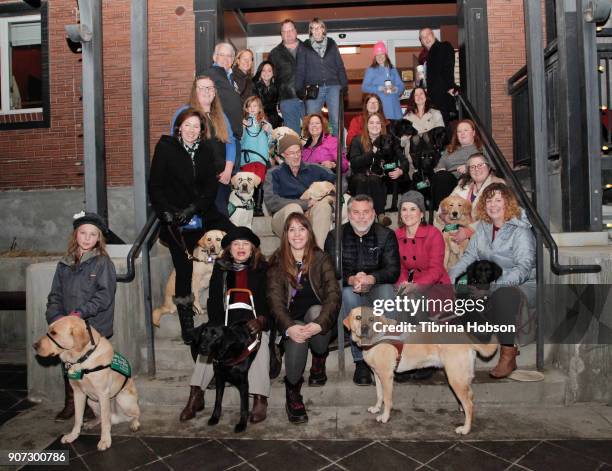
[362,41,405,120]
[263,133,336,249]
[324,194,400,385]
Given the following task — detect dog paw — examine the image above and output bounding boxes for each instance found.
[376,414,390,423]
[455,425,470,435]
[208,416,219,426]
[130,419,140,432]
[97,437,112,451]
[368,406,381,414]
[234,423,247,433]
[61,432,79,444]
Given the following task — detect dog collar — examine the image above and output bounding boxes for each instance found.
[443,223,461,232]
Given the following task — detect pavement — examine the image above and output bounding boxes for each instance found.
[1,363,612,471]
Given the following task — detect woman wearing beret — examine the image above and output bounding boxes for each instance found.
[180,226,271,424]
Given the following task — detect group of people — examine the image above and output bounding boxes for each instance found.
[42,18,537,429]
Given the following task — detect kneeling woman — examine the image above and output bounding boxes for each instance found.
[448,183,536,378]
[180,227,271,423]
[267,213,340,424]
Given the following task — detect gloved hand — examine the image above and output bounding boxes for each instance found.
[174,204,197,226]
[246,316,266,336]
[159,211,174,224]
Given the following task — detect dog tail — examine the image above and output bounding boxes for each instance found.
[471,342,498,358]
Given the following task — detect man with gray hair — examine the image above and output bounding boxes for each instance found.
[324,194,400,385]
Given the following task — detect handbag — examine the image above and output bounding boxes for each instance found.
[304,84,319,100]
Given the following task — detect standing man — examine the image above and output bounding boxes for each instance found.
[202,43,244,215]
[269,19,305,134]
[419,28,457,123]
[324,194,400,385]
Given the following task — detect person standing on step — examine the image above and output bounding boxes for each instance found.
[253,60,282,129]
[232,49,255,103]
[267,213,340,424]
[46,212,116,422]
[180,227,271,423]
[150,107,234,345]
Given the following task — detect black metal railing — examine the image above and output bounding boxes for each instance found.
[115,212,160,282]
[458,93,601,276]
[334,91,345,375]
[597,44,612,155]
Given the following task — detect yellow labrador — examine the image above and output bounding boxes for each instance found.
[33,317,140,450]
[344,306,496,434]
[300,180,336,206]
[152,229,225,326]
[228,172,261,228]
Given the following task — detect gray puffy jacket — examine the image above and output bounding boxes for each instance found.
[448,211,536,307]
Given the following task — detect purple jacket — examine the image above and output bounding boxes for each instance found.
[301,134,348,173]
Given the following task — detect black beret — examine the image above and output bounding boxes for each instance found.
[221,226,260,249]
[73,212,108,236]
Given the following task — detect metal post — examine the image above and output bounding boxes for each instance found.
[524,0,549,371]
[335,92,345,376]
[131,0,154,377]
[79,0,107,220]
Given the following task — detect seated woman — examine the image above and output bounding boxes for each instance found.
[180,227,271,423]
[348,112,407,224]
[267,213,340,424]
[432,119,484,210]
[448,183,536,379]
[346,93,385,148]
[301,113,348,173]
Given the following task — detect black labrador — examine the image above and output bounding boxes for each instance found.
[191,322,259,433]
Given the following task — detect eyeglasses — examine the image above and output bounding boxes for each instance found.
[197,86,216,92]
[284,150,301,158]
[215,52,234,58]
[468,162,487,171]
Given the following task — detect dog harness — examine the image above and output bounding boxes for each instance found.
[443,223,462,232]
[362,338,404,370]
[228,193,255,217]
[219,288,261,366]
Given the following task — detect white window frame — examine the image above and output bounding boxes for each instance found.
[0,13,43,115]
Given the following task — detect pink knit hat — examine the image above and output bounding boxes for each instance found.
[373,41,387,56]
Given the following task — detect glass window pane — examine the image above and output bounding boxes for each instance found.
[9,21,42,110]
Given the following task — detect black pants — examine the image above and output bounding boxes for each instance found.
[161,227,204,298]
[348,173,387,214]
[431,170,458,209]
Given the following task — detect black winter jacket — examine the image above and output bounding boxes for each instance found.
[425,40,456,114]
[268,41,302,101]
[348,134,408,178]
[253,79,282,128]
[324,222,400,287]
[232,66,254,104]
[207,260,271,329]
[295,37,348,91]
[46,250,117,338]
[202,65,243,138]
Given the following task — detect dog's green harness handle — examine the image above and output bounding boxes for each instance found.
[66,352,131,381]
[443,223,460,232]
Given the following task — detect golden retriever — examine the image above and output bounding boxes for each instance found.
[33,317,140,450]
[153,229,226,326]
[437,195,473,270]
[344,306,497,434]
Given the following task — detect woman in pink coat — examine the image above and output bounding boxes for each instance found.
[301,113,349,173]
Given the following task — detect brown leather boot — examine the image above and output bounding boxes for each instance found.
[55,376,74,421]
[490,346,519,379]
[179,386,204,421]
[249,394,268,423]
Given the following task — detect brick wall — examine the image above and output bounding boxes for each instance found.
[0,0,195,190]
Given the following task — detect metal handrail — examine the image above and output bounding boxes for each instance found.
[457,93,601,275]
[116,212,160,282]
[335,91,345,375]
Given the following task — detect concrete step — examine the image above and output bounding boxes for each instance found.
[135,367,568,408]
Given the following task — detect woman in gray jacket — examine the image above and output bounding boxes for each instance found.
[448,183,536,378]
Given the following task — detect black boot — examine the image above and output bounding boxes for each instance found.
[55,375,74,421]
[285,377,308,424]
[175,295,195,345]
[353,360,373,386]
[254,186,264,217]
[308,352,328,387]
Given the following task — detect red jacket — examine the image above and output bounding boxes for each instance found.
[395,224,450,285]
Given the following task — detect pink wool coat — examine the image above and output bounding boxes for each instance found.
[395,224,450,285]
[301,134,349,173]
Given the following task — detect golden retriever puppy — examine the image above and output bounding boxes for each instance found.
[33,317,140,451]
[437,195,473,270]
[228,172,261,229]
[152,229,225,326]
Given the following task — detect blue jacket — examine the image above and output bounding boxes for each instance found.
[240,120,271,168]
[263,162,335,214]
[295,37,348,91]
[362,66,405,120]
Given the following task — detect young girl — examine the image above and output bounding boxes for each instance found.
[240,96,272,216]
[45,212,117,421]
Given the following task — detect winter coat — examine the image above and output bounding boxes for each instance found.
[404,109,445,135]
[268,41,302,101]
[425,40,456,115]
[346,115,365,150]
[232,66,254,104]
[302,134,348,173]
[206,260,271,328]
[295,37,348,91]
[349,134,408,177]
[448,212,536,308]
[324,222,400,287]
[253,79,282,128]
[395,225,450,285]
[240,120,272,168]
[262,161,335,214]
[267,250,340,334]
[149,135,227,230]
[202,64,243,139]
[361,66,405,120]
[46,250,117,338]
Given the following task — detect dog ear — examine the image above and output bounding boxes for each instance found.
[342,316,351,331]
[230,174,239,187]
[71,320,90,351]
[466,262,477,283]
[253,174,261,187]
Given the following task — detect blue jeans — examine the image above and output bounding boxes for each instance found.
[279,98,304,135]
[341,283,396,362]
[305,84,341,136]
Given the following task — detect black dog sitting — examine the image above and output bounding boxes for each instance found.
[191,322,259,433]
[463,259,503,291]
[410,126,447,185]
